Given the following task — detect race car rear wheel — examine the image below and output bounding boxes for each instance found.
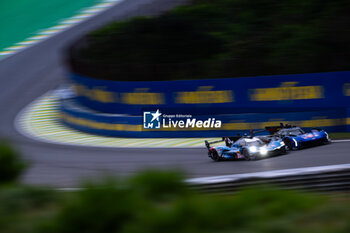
[210,150,220,161]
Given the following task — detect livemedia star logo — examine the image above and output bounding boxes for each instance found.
[143,109,222,129]
[143,109,162,129]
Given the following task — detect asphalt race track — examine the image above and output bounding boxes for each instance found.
[0,0,349,187]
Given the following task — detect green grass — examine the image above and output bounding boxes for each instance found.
[329,132,350,140]
[0,0,99,51]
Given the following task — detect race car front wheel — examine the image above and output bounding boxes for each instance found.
[243,149,253,161]
[279,146,287,155]
[322,137,331,145]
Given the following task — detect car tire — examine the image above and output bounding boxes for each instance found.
[322,137,331,145]
[284,138,293,150]
[279,146,287,155]
[243,149,252,161]
[210,150,220,161]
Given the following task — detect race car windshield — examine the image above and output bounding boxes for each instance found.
[245,139,264,146]
[278,129,304,136]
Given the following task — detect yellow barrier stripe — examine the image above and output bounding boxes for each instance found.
[61,113,142,132]
[346,118,350,125]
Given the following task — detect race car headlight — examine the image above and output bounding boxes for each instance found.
[280,141,285,146]
[260,147,268,155]
[249,146,257,153]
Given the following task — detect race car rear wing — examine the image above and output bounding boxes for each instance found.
[250,129,266,136]
[265,126,283,135]
[265,123,296,135]
[205,136,241,150]
[204,139,224,150]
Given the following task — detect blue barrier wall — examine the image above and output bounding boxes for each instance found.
[60,99,349,138]
[62,71,350,137]
[70,71,350,115]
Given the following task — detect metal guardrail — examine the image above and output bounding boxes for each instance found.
[55,163,350,193]
[187,164,350,193]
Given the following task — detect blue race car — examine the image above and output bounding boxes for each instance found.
[205,135,286,161]
[266,124,331,150]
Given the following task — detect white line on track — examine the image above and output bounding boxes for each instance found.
[332,139,350,142]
